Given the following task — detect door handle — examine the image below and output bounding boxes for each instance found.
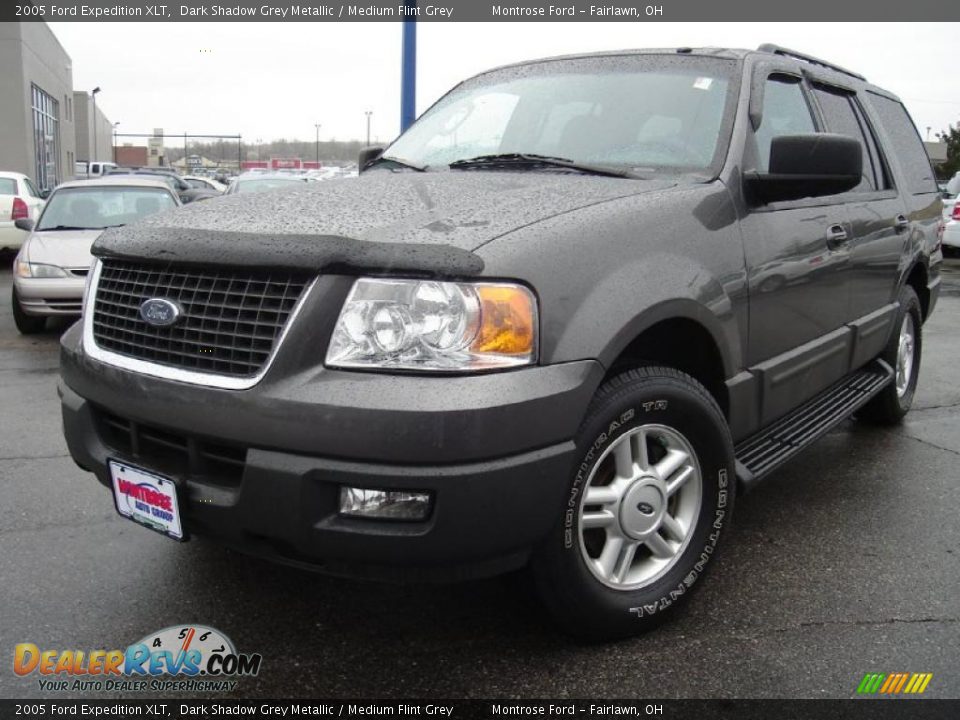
[894,214,910,232]
[825,224,849,250]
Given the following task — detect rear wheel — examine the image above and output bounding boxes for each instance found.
[858,285,921,424]
[12,287,45,334]
[531,366,734,640]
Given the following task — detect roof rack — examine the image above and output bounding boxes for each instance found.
[757,44,866,81]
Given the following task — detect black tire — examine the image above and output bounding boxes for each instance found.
[858,285,922,425]
[531,366,735,641]
[12,287,46,334]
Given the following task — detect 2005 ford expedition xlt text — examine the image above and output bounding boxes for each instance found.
[60,45,943,639]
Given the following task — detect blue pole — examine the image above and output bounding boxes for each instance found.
[401,4,417,132]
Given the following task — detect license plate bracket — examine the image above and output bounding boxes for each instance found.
[109,460,185,541]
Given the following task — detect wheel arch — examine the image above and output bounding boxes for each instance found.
[600,303,734,419]
[903,260,930,320]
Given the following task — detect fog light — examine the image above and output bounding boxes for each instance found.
[339,487,432,521]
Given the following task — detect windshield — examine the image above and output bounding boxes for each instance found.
[232,177,308,194]
[37,186,177,231]
[384,55,736,175]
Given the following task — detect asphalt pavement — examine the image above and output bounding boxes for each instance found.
[1,259,958,700]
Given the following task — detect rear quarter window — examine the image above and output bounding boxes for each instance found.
[865,93,938,195]
[0,178,17,195]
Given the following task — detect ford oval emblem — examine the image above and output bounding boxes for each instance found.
[139,298,182,327]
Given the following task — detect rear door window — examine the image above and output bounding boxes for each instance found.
[812,86,880,192]
[865,93,938,195]
[0,178,17,195]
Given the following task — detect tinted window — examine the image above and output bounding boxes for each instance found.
[866,93,938,195]
[755,77,816,172]
[812,86,876,192]
[0,178,17,195]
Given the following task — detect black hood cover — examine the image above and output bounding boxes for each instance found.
[93,171,672,276]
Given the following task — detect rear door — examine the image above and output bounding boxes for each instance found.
[807,81,904,369]
[861,91,942,308]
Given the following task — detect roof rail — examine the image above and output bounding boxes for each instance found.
[756,44,866,81]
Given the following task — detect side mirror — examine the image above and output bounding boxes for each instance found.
[745,134,862,204]
[39,189,51,200]
[14,218,35,232]
[358,146,384,173]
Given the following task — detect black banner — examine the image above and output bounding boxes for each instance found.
[2,700,960,720]
[2,0,953,22]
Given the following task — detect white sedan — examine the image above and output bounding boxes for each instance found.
[943,195,960,254]
[12,177,180,333]
[0,171,47,252]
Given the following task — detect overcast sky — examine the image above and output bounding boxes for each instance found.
[49,22,958,146]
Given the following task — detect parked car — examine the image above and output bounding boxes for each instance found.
[942,198,960,254]
[224,174,310,195]
[13,177,179,333]
[0,171,47,252]
[75,161,117,179]
[104,169,211,204]
[945,171,960,198]
[60,45,941,640]
[182,175,226,193]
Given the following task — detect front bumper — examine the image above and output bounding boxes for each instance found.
[14,275,85,315]
[60,323,602,580]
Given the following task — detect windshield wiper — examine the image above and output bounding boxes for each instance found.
[365,155,427,172]
[448,153,634,178]
[39,225,104,231]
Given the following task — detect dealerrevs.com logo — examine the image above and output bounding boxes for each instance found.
[14,625,262,693]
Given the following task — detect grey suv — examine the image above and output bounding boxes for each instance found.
[60,45,943,640]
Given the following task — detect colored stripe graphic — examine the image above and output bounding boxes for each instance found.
[857,672,932,694]
[857,673,885,694]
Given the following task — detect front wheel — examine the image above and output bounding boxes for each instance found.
[531,366,735,641]
[12,287,46,334]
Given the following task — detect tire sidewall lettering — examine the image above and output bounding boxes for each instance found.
[562,395,732,620]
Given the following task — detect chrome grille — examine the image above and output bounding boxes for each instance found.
[91,260,312,378]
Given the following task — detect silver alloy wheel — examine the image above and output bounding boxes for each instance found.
[895,313,916,398]
[578,424,702,590]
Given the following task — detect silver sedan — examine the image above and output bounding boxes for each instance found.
[12,177,180,333]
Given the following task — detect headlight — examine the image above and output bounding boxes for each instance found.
[326,278,538,372]
[15,261,69,278]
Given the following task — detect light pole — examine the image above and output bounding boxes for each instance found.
[112,121,119,163]
[91,87,101,160]
[314,123,321,166]
[365,111,373,147]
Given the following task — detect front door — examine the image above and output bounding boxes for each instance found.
[740,72,854,424]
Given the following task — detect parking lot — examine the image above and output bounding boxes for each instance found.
[1,258,958,700]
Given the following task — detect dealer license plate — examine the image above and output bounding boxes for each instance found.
[109,460,184,541]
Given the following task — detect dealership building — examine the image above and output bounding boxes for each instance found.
[73,89,114,166]
[0,21,112,190]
